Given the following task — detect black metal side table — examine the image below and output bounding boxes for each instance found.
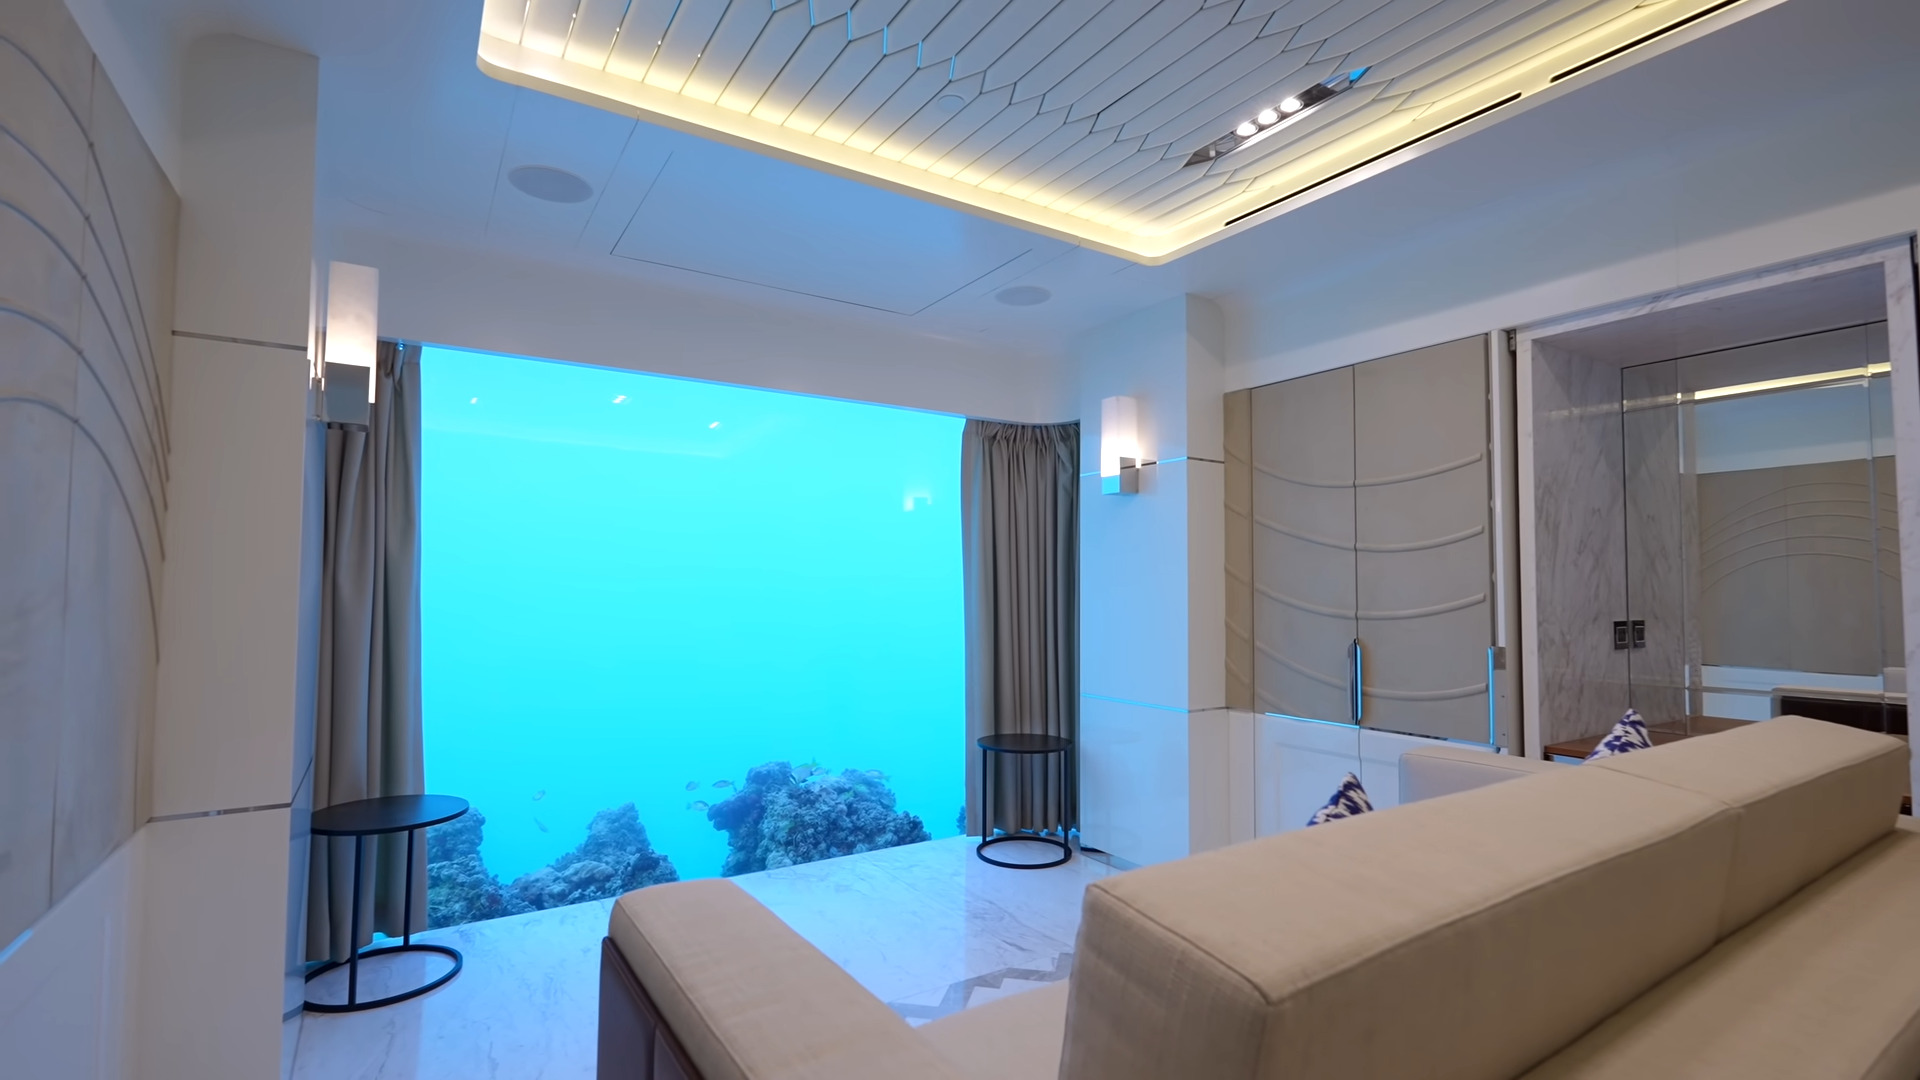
[976,733,1075,869]
[305,794,469,1013]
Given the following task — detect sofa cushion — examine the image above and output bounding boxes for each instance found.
[1521,820,1920,1080]
[608,879,965,1080]
[1399,745,1563,803]
[918,982,1069,1080]
[1059,766,1737,1080]
[1589,715,1907,937]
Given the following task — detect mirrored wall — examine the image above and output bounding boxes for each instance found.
[1623,323,1903,734]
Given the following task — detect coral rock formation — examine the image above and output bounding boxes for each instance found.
[708,762,931,876]
[426,803,678,928]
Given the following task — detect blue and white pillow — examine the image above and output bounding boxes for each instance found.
[1307,773,1373,827]
[1585,709,1652,762]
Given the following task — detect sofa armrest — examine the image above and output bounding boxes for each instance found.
[605,879,964,1080]
[1400,746,1565,804]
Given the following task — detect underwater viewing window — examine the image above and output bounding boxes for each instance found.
[418,346,964,928]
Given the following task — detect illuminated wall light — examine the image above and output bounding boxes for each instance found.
[324,260,380,404]
[1185,68,1370,168]
[1100,395,1141,496]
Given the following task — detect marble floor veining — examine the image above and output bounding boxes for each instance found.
[286,835,1116,1079]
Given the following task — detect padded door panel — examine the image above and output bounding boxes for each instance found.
[1252,367,1356,723]
[1355,337,1492,742]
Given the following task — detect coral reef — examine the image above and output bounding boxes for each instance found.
[506,803,679,910]
[426,809,529,928]
[426,803,678,928]
[708,762,931,876]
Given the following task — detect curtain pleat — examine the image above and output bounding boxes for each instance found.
[962,419,1079,838]
[307,341,425,963]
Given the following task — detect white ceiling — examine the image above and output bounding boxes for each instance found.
[477,0,1773,261]
[90,0,1920,359]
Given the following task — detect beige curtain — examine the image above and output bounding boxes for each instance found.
[307,341,425,962]
[962,419,1079,838]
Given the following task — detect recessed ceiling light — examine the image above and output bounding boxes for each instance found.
[995,285,1051,307]
[507,164,594,204]
[1186,69,1369,168]
[936,93,967,113]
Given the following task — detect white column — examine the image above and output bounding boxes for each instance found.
[1076,296,1230,866]
[140,34,319,1079]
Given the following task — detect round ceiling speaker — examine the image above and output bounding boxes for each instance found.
[507,165,594,204]
[995,285,1052,307]
[936,93,968,113]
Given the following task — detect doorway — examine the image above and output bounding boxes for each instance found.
[1518,241,1919,760]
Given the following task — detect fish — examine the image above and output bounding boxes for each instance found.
[712,780,735,790]
[864,770,887,781]
[685,781,700,791]
[533,817,549,834]
[687,800,709,812]
[532,790,546,801]
[790,766,812,783]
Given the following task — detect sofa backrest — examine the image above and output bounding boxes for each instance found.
[1059,719,1907,1080]
[1589,715,1907,937]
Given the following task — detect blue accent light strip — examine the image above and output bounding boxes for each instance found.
[1083,691,1190,714]
[0,929,31,967]
[1264,711,1360,730]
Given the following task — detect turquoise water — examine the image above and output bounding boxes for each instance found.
[420,346,964,889]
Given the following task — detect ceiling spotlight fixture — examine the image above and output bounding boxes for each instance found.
[936,93,967,113]
[1185,68,1369,168]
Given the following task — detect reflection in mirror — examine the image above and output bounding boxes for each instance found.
[1622,322,1903,737]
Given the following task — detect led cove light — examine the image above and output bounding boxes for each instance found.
[1690,363,1891,402]
[1186,69,1369,168]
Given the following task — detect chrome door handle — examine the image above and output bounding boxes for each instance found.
[1350,638,1364,724]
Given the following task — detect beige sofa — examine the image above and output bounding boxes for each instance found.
[599,717,1919,1079]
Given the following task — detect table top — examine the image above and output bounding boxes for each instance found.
[977,733,1073,754]
[311,794,469,837]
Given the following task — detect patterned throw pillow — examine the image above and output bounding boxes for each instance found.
[1307,772,1373,827]
[1584,709,1653,762]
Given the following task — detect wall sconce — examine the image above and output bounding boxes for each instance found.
[1100,395,1140,495]
[323,261,379,418]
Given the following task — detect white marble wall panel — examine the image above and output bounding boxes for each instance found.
[1253,715,1363,836]
[151,336,311,817]
[1527,341,1631,745]
[1078,695,1191,867]
[137,809,290,1080]
[1621,368,1689,728]
[0,829,143,1080]
[0,0,176,952]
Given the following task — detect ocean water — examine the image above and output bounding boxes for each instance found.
[419,346,964,895]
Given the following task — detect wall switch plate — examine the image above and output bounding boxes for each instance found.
[1613,621,1631,650]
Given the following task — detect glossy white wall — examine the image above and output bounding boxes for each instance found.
[1075,295,1229,865]
[140,33,320,1080]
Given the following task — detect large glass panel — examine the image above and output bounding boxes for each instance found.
[1622,324,1902,735]
[419,346,964,927]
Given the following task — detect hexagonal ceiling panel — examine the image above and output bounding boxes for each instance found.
[478,0,1763,263]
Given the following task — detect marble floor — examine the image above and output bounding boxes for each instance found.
[286,835,1116,1079]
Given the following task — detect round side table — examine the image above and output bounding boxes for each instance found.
[976,733,1075,869]
[305,794,469,1013]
